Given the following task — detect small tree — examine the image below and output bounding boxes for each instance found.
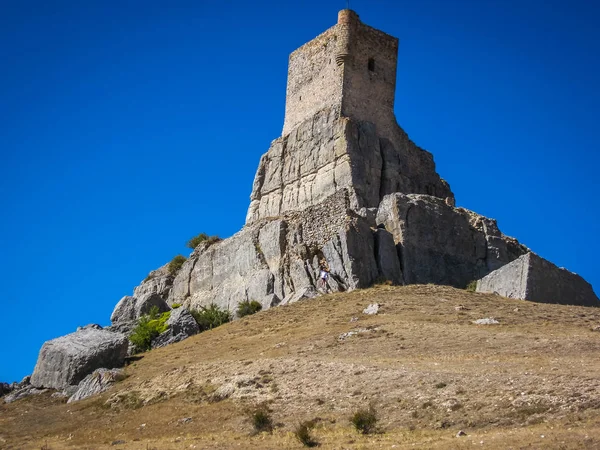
[190,304,232,331]
[237,300,262,318]
[167,255,187,274]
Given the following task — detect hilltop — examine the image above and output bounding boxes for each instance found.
[2,285,600,449]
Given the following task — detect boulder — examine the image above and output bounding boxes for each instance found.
[110,293,170,325]
[3,386,47,404]
[151,307,200,348]
[476,252,599,306]
[30,328,128,389]
[133,264,174,303]
[376,193,528,287]
[67,368,125,403]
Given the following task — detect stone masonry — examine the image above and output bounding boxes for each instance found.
[247,10,453,225]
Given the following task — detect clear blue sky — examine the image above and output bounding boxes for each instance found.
[1,0,599,383]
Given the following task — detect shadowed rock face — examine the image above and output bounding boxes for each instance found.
[30,329,128,390]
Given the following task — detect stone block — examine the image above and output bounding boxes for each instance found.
[477,252,599,306]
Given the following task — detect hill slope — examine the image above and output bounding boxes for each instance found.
[2,285,600,449]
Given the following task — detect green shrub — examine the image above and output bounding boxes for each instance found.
[350,405,378,435]
[190,304,232,331]
[294,420,319,447]
[167,255,187,274]
[171,303,182,309]
[129,307,171,353]
[187,233,221,249]
[466,280,478,292]
[248,404,273,434]
[237,300,262,318]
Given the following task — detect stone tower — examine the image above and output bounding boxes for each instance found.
[246,9,453,225]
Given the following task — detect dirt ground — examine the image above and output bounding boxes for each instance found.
[2,285,600,449]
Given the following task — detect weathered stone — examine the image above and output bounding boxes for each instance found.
[3,386,47,404]
[134,264,174,303]
[77,324,102,331]
[247,110,452,225]
[282,286,318,305]
[376,193,528,287]
[151,307,199,349]
[476,253,599,306]
[374,228,403,285]
[473,318,499,325]
[67,368,126,403]
[110,293,169,325]
[363,303,379,315]
[30,329,128,389]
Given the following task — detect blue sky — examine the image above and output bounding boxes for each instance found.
[1,0,599,383]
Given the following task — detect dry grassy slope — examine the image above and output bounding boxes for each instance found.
[2,285,600,449]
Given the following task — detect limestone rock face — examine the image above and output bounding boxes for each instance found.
[151,307,200,348]
[477,252,599,306]
[30,329,128,390]
[110,293,170,325]
[67,368,125,403]
[133,264,174,303]
[165,190,380,311]
[246,108,453,225]
[376,193,529,287]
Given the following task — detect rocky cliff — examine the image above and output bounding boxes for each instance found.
[246,108,453,225]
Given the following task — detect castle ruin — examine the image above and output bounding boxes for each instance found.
[118,9,599,320]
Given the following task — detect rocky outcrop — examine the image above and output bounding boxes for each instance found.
[67,368,126,403]
[246,109,453,225]
[110,293,170,332]
[165,190,384,312]
[376,193,529,287]
[151,307,200,348]
[30,328,128,390]
[477,252,599,306]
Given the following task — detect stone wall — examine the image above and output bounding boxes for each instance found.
[477,253,599,306]
[340,17,398,140]
[282,27,343,136]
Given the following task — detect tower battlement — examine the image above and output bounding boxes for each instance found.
[282,10,399,137]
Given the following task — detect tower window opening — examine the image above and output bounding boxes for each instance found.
[368,58,375,72]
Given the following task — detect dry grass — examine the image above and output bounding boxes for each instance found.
[2,285,600,449]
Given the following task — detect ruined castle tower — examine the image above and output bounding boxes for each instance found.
[246,9,453,224]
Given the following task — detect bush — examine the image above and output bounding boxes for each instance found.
[294,420,319,447]
[350,405,378,435]
[237,300,262,318]
[167,255,187,274]
[171,303,182,309]
[248,404,273,434]
[466,280,478,292]
[129,306,171,353]
[187,233,221,249]
[190,304,232,331]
